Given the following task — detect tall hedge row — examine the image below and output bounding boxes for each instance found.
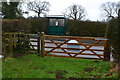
[68,20,106,37]
[106,18,119,61]
[26,18,47,33]
[2,18,47,34]
[2,19,31,33]
[2,18,107,37]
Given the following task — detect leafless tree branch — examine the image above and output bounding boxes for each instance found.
[62,4,87,20]
[101,1,120,19]
[27,0,50,17]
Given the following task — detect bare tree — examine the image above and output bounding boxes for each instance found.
[27,0,50,17]
[101,1,120,19]
[62,4,87,20]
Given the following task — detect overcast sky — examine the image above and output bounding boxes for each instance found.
[26,0,119,21]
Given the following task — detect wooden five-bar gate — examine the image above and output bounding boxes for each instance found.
[41,32,108,60]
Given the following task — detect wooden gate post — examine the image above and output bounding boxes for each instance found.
[9,33,13,57]
[41,32,45,57]
[103,39,110,61]
[37,32,41,56]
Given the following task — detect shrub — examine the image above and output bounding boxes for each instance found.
[2,19,31,33]
[2,18,107,37]
[68,20,106,37]
[26,17,47,33]
[106,18,119,61]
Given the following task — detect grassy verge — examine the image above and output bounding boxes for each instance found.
[2,54,118,78]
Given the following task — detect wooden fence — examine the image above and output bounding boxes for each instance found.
[3,32,41,55]
[41,32,109,60]
[3,32,25,55]
[3,32,25,47]
[3,32,109,60]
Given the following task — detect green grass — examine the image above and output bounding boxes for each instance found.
[2,54,118,78]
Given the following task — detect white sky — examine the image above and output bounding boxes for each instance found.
[25,0,120,21]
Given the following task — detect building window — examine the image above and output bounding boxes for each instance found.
[49,19,64,26]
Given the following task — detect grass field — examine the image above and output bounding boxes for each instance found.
[2,54,118,78]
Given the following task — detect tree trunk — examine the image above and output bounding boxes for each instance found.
[38,13,40,17]
[74,13,77,20]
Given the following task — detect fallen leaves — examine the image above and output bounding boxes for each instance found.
[105,73,112,77]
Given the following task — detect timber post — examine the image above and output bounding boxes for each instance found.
[104,17,110,61]
[103,39,110,61]
[41,32,45,57]
[37,32,41,56]
[9,33,13,57]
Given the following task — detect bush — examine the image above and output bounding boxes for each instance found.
[106,18,119,61]
[2,19,31,33]
[2,18,107,37]
[26,17,47,33]
[68,20,106,37]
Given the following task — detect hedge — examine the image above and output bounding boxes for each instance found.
[2,18,107,37]
[68,20,106,37]
[106,18,119,61]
